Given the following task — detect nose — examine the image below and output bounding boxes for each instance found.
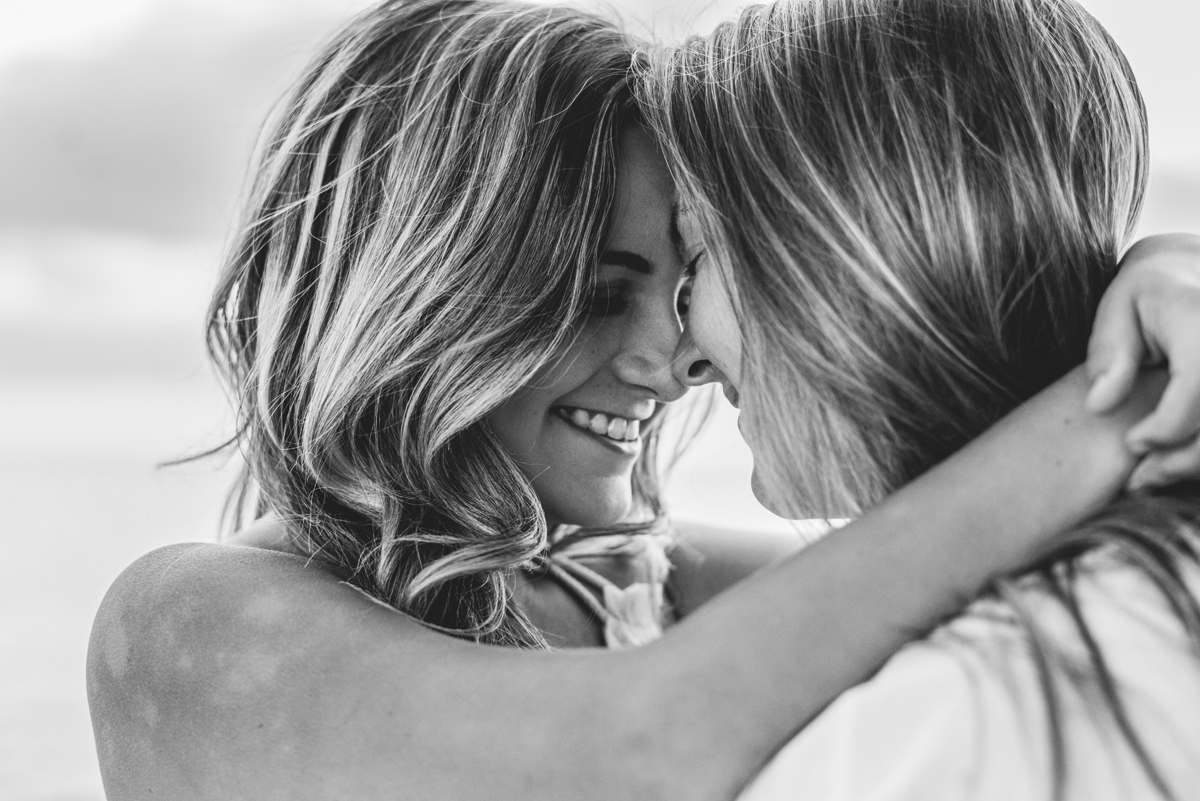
[670,327,722,388]
[611,303,689,403]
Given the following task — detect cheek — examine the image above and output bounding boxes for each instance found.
[487,361,570,460]
[488,388,544,459]
[487,326,618,460]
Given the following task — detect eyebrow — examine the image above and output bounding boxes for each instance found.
[669,204,683,251]
[599,250,653,274]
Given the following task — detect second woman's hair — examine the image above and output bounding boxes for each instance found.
[644,0,1199,796]
[208,0,657,647]
[646,0,1148,517]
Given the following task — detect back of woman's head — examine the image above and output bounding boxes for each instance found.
[209,0,639,646]
[645,0,1147,515]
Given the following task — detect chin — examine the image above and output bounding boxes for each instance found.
[750,468,791,518]
[561,500,635,529]
[752,467,857,520]
[542,484,635,529]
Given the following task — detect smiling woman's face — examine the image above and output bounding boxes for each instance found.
[488,128,691,528]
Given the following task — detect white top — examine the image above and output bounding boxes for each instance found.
[741,549,1200,801]
[545,530,673,648]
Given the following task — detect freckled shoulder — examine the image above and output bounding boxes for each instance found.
[85,542,429,798]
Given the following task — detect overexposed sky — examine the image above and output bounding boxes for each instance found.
[0,0,370,64]
[0,0,727,64]
[1081,0,1200,164]
[0,0,1195,239]
[1,0,1194,138]
[0,0,746,238]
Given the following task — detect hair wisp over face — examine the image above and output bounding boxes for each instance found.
[208,0,644,647]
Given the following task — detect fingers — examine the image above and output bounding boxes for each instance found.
[1088,232,1200,459]
[1085,279,1144,413]
[1127,364,1200,452]
[1086,349,1141,414]
[1126,435,1200,491]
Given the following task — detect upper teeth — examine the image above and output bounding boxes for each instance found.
[560,407,641,442]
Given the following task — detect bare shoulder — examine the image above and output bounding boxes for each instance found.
[668,522,804,617]
[85,541,432,798]
[83,542,669,800]
[88,541,358,672]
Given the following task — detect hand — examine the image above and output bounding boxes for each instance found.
[1085,233,1200,489]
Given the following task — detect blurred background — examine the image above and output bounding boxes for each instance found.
[0,0,1196,798]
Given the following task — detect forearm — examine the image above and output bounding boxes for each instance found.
[632,365,1164,799]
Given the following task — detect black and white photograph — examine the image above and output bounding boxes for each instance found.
[3,0,1200,798]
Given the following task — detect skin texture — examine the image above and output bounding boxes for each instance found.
[489,129,691,528]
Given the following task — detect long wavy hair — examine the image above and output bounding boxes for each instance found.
[644,0,1200,795]
[206,0,670,648]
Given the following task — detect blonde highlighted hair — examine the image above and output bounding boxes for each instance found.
[208,0,657,647]
[644,0,1200,795]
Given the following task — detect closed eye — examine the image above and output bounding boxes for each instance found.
[677,253,702,318]
[586,281,631,317]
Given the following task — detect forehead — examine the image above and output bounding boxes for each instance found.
[619,128,673,192]
[609,128,675,239]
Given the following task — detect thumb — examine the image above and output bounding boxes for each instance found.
[1086,290,1144,413]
